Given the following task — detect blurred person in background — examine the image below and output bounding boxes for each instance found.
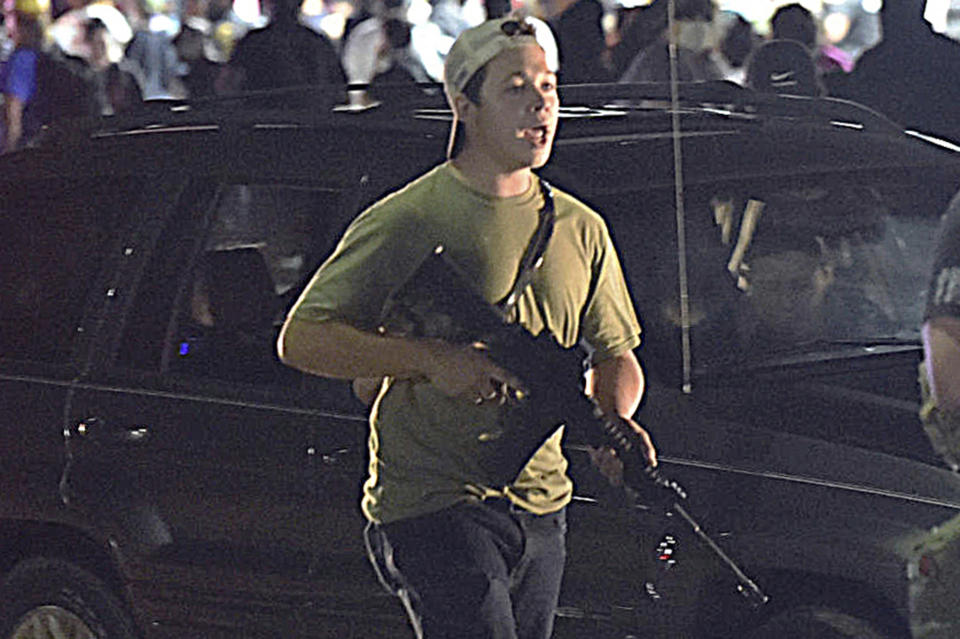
[2,0,97,151]
[341,0,407,103]
[48,0,131,61]
[1,12,13,58]
[545,0,610,83]
[342,0,479,105]
[833,0,960,144]
[123,0,182,99]
[84,16,142,112]
[619,0,722,83]
[173,0,223,98]
[768,2,851,91]
[215,0,346,101]
[342,0,374,43]
[1,0,48,151]
[744,38,823,97]
[715,11,755,84]
[606,0,665,80]
[204,0,247,57]
[367,15,430,100]
[406,0,486,83]
[429,0,475,39]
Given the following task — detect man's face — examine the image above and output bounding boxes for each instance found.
[458,43,559,172]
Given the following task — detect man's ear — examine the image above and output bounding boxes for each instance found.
[452,93,475,125]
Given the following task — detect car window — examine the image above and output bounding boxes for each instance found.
[597,174,943,378]
[689,180,936,363]
[0,178,128,364]
[117,180,351,390]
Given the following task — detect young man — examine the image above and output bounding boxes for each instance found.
[278,15,655,638]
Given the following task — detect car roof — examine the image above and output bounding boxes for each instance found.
[5,81,960,191]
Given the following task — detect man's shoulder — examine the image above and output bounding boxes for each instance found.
[549,184,607,227]
[362,164,448,220]
[379,164,449,202]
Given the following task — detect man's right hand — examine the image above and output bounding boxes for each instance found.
[424,341,526,405]
[278,319,524,405]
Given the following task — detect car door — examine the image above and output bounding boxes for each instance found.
[555,161,960,637]
[64,174,407,638]
[0,171,137,529]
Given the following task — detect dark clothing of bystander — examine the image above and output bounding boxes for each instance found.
[550,0,610,83]
[226,16,346,98]
[833,2,960,142]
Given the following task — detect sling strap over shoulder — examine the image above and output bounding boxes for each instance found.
[495,178,556,316]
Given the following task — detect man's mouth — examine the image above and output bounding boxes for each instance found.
[520,125,550,146]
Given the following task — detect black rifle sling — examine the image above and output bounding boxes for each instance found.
[495,178,556,317]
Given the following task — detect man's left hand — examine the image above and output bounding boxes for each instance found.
[588,417,657,486]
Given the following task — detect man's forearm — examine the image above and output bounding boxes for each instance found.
[585,349,657,468]
[277,317,439,380]
[588,350,645,419]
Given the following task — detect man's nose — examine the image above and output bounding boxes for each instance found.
[530,87,555,112]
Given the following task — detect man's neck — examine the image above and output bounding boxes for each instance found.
[450,156,533,198]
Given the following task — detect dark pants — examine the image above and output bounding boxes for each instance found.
[364,501,567,639]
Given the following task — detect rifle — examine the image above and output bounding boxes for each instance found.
[378,245,767,609]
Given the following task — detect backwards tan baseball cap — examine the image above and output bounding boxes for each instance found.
[442,15,558,156]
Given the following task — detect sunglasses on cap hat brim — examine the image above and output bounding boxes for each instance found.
[500,19,537,37]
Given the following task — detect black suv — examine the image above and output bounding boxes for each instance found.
[2,83,960,639]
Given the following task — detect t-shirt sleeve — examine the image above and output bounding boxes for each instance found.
[579,219,642,364]
[926,191,960,321]
[3,50,38,102]
[286,198,434,331]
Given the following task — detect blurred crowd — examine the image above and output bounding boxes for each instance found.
[3,0,960,151]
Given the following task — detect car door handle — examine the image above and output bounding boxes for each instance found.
[73,417,150,445]
[307,447,350,465]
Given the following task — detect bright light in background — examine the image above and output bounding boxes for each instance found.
[615,0,652,9]
[715,1,774,25]
[926,0,950,32]
[861,0,882,13]
[301,0,324,15]
[823,11,851,42]
[717,0,822,26]
[234,0,260,24]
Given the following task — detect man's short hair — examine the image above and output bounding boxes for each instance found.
[447,67,485,158]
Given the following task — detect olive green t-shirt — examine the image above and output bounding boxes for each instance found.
[287,162,641,524]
